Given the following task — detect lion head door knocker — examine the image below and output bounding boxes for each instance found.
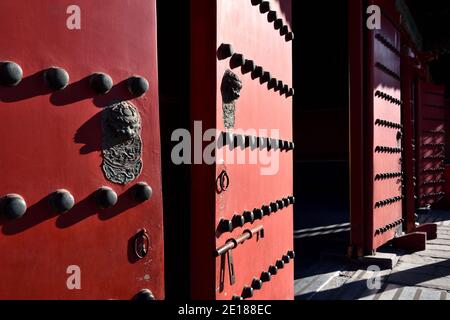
[102,101,143,184]
[221,70,243,130]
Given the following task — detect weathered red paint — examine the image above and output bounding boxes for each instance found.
[0,0,164,299]
[191,0,293,300]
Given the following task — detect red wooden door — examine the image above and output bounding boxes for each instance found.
[0,0,164,299]
[365,0,404,253]
[416,82,447,208]
[191,0,294,300]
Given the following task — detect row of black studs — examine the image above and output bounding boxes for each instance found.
[423,180,445,186]
[218,132,295,152]
[421,192,445,199]
[375,195,404,208]
[232,250,295,300]
[0,61,149,97]
[250,0,294,42]
[0,183,152,220]
[375,62,401,81]
[423,167,445,173]
[375,90,403,106]
[423,143,445,148]
[375,146,402,154]
[218,196,295,235]
[375,34,401,56]
[217,44,294,98]
[375,172,403,181]
[375,119,403,129]
[375,219,404,236]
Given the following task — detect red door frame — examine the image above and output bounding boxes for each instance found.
[401,43,418,234]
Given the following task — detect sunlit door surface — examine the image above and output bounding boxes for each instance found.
[368,0,404,251]
[191,0,294,300]
[0,0,164,299]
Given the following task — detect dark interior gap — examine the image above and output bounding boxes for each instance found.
[292,0,350,266]
[157,0,191,300]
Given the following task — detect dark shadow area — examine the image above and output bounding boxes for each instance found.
[157,0,191,300]
[50,76,95,106]
[92,79,135,108]
[417,209,450,224]
[97,186,142,221]
[56,186,144,229]
[55,193,99,228]
[294,232,350,280]
[292,0,350,271]
[429,55,450,99]
[69,188,144,225]
[56,186,142,228]
[74,111,102,154]
[128,233,143,264]
[295,161,350,230]
[1,196,58,235]
[0,70,52,103]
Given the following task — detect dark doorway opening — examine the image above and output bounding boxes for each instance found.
[292,1,350,274]
[157,0,190,300]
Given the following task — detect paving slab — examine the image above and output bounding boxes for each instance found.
[416,249,450,259]
[426,244,450,252]
[296,209,450,300]
[294,261,344,300]
[419,288,445,300]
[307,274,351,301]
[398,254,446,266]
[375,284,402,300]
[420,278,450,291]
[395,286,420,300]
[336,270,372,300]
[354,269,392,300]
[388,270,434,287]
[394,261,436,275]
[428,238,450,245]
[435,234,450,240]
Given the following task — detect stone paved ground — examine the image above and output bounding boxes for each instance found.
[295,210,450,300]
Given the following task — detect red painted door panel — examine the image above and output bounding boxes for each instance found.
[367,0,404,251]
[191,0,293,300]
[417,82,447,207]
[0,0,164,299]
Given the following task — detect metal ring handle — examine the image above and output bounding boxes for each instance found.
[134,229,150,259]
[216,170,230,193]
